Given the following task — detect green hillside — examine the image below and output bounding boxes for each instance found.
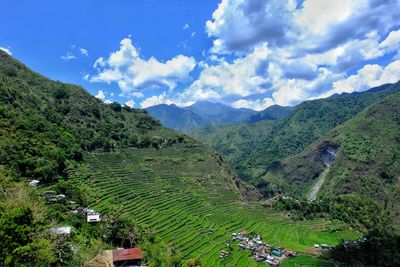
[264,92,400,226]
[69,144,359,266]
[193,83,399,187]
[0,51,364,266]
[246,105,295,123]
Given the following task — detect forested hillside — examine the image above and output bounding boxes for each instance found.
[0,50,187,184]
[265,92,400,226]
[193,83,399,183]
[0,50,242,266]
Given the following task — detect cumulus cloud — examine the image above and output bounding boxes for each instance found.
[206,0,294,54]
[89,37,196,96]
[79,48,89,57]
[0,47,12,55]
[379,29,400,55]
[319,60,400,98]
[125,100,135,108]
[195,0,400,107]
[140,93,174,108]
[232,97,274,111]
[182,23,189,30]
[95,90,106,100]
[178,44,270,102]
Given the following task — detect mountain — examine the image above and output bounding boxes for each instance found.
[184,101,257,124]
[0,50,359,266]
[193,82,399,182]
[0,50,259,265]
[146,103,208,132]
[146,100,257,132]
[262,92,400,226]
[246,105,295,123]
[1,50,399,266]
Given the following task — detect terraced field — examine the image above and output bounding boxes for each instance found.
[69,143,360,266]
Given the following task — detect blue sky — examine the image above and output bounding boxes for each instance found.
[1,0,400,110]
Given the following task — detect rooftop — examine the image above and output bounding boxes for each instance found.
[113,248,143,262]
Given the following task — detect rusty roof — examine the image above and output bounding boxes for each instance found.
[113,248,143,262]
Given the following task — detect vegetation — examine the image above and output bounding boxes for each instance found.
[264,92,400,227]
[0,50,187,184]
[193,83,399,184]
[273,195,393,235]
[0,50,189,266]
[246,105,294,123]
[1,50,399,266]
[69,145,360,266]
[147,101,257,133]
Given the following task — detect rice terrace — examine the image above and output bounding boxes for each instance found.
[2,1,400,266]
[69,143,360,266]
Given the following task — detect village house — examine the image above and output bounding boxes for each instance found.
[112,248,143,267]
[28,180,40,187]
[87,213,101,223]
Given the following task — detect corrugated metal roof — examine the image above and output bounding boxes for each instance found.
[113,248,143,262]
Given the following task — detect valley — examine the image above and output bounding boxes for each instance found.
[1,37,400,266]
[69,144,359,266]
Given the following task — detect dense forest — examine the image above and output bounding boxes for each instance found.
[0,50,198,266]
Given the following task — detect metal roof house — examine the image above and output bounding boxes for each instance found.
[112,248,143,267]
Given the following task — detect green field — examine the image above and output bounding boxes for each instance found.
[69,144,360,266]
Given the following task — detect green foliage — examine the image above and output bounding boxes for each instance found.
[274,194,393,235]
[267,92,400,227]
[69,145,360,265]
[0,51,182,183]
[194,83,399,183]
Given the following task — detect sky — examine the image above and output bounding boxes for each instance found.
[1,0,400,111]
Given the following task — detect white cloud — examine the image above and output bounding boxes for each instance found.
[232,97,274,111]
[140,93,174,108]
[89,37,196,96]
[61,51,77,61]
[295,0,356,36]
[319,60,400,98]
[104,100,113,104]
[188,0,400,108]
[379,29,400,54]
[95,90,106,100]
[130,91,144,98]
[79,48,89,57]
[0,47,12,55]
[61,46,88,61]
[206,0,294,54]
[182,23,189,30]
[125,100,135,108]
[179,43,270,103]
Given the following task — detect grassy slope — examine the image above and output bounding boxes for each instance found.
[264,92,400,226]
[193,83,399,184]
[69,143,360,266]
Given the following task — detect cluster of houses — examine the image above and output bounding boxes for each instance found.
[230,231,296,266]
[43,190,101,223]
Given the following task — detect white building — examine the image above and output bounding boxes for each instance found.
[87,214,100,223]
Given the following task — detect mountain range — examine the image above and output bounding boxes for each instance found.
[146,101,293,132]
[1,50,400,266]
